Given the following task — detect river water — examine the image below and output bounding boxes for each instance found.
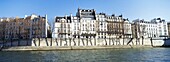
[0,48,170,62]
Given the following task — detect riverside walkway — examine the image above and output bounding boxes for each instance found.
[1,45,152,51]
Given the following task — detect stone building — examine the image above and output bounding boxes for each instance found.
[0,14,50,39]
[52,8,132,39]
[132,18,168,38]
[106,15,129,38]
[71,16,80,38]
[0,18,13,40]
[151,18,168,37]
[53,16,72,38]
[132,19,153,38]
[77,8,97,38]
[123,19,132,38]
[96,13,107,38]
[167,22,170,37]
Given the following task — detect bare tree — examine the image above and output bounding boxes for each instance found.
[140,25,146,45]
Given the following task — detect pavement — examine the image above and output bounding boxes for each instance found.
[1,45,153,51]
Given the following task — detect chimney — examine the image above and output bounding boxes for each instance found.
[45,14,48,38]
[45,14,48,21]
[65,15,67,19]
[70,13,72,17]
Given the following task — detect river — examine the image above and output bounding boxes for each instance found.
[0,48,170,62]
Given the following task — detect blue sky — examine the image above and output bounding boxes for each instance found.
[0,0,170,23]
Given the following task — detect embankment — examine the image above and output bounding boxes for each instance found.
[1,45,152,51]
[0,38,170,51]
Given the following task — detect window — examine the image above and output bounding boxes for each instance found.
[160,33,162,35]
[164,30,167,32]
[164,25,166,29]
[68,24,70,27]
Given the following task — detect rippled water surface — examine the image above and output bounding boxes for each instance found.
[1,48,170,62]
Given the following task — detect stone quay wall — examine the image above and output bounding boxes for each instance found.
[0,38,149,47]
[31,38,151,46]
[0,38,170,47]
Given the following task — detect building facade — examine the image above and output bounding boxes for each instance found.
[106,15,132,38]
[123,19,132,38]
[52,8,169,39]
[132,18,168,38]
[71,16,80,38]
[77,9,97,38]
[96,13,107,38]
[53,16,72,38]
[151,18,168,37]
[0,14,50,39]
[133,19,157,38]
[52,8,132,39]
[168,22,170,37]
[0,18,13,40]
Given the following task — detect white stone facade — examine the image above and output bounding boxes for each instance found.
[96,13,107,38]
[71,16,80,38]
[52,9,169,39]
[151,18,168,37]
[124,19,132,38]
[133,18,168,38]
[52,9,132,39]
[52,16,72,38]
[77,9,97,38]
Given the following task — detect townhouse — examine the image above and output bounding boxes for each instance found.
[0,14,50,39]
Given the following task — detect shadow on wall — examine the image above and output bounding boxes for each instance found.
[0,38,52,48]
[0,39,32,47]
[163,38,170,47]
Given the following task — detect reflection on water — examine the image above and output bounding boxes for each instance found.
[1,48,170,62]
